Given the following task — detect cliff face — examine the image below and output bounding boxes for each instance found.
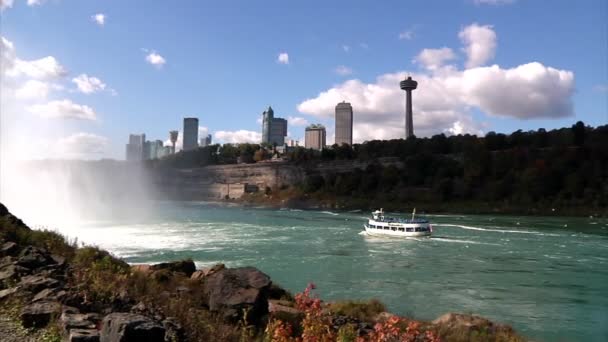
[153,162,305,200]
[151,158,406,201]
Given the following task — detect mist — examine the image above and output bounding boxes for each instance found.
[0,158,159,229]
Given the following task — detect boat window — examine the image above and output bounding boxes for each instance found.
[406,228,413,232]
[398,228,404,232]
[391,227,397,231]
[384,226,390,230]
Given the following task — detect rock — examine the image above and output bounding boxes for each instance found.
[162,317,185,342]
[32,287,67,302]
[0,286,19,300]
[131,264,151,273]
[432,313,493,328]
[18,274,61,293]
[374,311,397,322]
[201,263,225,277]
[100,312,165,342]
[60,312,97,333]
[20,300,62,328]
[0,263,30,285]
[68,329,100,342]
[149,260,196,277]
[268,299,302,326]
[50,254,66,266]
[190,270,205,281]
[0,242,19,256]
[16,246,56,270]
[202,267,271,323]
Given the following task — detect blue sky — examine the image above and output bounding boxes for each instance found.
[0,0,606,159]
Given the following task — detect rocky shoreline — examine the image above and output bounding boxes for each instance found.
[0,202,525,341]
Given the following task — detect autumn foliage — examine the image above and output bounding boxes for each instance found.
[265,283,440,342]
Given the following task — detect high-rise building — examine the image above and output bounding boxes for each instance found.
[305,124,326,151]
[261,106,288,146]
[199,134,212,147]
[400,76,418,139]
[183,118,199,151]
[125,134,145,161]
[335,101,353,146]
[147,140,164,159]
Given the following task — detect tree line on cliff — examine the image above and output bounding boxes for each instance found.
[152,122,607,215]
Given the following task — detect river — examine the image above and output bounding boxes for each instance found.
[50,202,607,342]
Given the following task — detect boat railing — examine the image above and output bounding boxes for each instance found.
[372,217,428,224]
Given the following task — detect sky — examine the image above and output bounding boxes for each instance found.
[0,0,606,160]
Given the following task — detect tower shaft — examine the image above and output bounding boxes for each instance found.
[405,90,414,139]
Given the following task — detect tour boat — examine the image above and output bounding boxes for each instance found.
[363,208,432,237]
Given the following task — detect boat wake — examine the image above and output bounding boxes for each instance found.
[437,224,560,236]
[431,237,501,246]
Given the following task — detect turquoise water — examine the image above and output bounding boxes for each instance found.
[59,202,608,342]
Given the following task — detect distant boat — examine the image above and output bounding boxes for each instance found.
[363,208,432,237]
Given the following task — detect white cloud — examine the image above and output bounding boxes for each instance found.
[334,65,353,76]
[277,52,289,65]
[72,74,106,94]
[298,52,574,141]
[55,133,108,158]
[1,37,16,75]
[0,0,14,11]
[15,80,50,100]
[27,99,98,120]
[27,0,46,6]
[342,45,351,52]
[414,47,456,70]
[8,56,67,79]
[473,0,516,5]
[145,52,166,68]
[399,30,414,40]
[91,13,106,26]
[288,116,309,127]
[214,130,262,144]
[459,23,496,68]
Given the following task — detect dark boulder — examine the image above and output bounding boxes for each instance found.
[149,260,196,277]
[68,329,100,342]
[162,317,185,342]
[0,263,30,286]
[21,300,62,328]
[0,286,19,300]
[17,246,56,270]
[32,287,67,302]
[202,267,272,323]
[1,242,19,256]
[19,274,61,293]
[60,312,97,334]
[100,312,165,342]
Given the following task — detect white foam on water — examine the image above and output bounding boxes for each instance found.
[321,211,339,216]
[437,224,560,236]
[431,237,501,246]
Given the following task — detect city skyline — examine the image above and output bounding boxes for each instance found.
[1,0,606,160]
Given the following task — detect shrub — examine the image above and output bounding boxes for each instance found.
[329,299,386,322]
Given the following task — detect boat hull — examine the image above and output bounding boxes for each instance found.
[364,224,431,237]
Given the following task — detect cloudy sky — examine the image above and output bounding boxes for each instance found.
[0,0,606,159]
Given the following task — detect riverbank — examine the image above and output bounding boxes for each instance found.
[0,202,527,341]
[233,188,607,218]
